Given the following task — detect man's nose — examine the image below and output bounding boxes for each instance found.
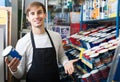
[34,13,39,18]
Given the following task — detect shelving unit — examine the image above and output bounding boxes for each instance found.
[63,0,120,82]
[82,17,116,23]
[80,0,120,37]
[79,0,120,82]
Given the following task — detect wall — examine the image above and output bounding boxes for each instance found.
[0,27,5,82]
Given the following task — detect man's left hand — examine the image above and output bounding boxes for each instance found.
[63,59,79,75]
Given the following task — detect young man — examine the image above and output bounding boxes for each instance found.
[5,1,78,82]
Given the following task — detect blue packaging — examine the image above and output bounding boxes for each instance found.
[2,46,22,61]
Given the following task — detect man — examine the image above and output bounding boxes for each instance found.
[5,1,78,82]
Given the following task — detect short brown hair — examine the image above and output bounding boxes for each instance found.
[26,1,46,16]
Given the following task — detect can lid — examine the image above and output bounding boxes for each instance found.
[97,64,104,68]
[108,39,117,44]
[90,69,99,74]
[89,53,99,58]
[99,65,107,70]
[104,44,113,49]
[91,46,100,51]
[99,42,108,47]
[108,46,117,50]
[107,62,112,67]
[82,73,90,78]
[99,49,108,54]
[2,46,12,56]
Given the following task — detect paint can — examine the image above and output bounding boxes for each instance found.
[99,66,109,79]
[81,73,93,82]
[2,46,22,61]
[99,49,110,64]
[91,69,101,82]
[108,45,117,61]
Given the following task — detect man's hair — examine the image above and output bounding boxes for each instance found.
[26,1,46,16]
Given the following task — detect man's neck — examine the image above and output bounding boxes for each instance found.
[32,26,46,35]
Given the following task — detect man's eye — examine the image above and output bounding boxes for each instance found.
[30,12,35,15]
[37,11,42,14]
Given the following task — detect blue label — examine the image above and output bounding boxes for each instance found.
[9,48,22,60]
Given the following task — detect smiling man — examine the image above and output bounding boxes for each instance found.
[5,1,78,82]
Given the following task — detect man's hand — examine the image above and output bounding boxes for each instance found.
[63,59,79,75]
[5,57,20,72]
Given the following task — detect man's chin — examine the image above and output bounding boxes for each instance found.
[36,25,42,28]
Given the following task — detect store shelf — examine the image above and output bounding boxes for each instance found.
[82,17,117,23]
[76,64,88,74]
[69,44,82,51]
[62,0,120,81]
[67,44,93,69]
[69,44,85,59]
[81,57,93,69]
[80,0,120,37]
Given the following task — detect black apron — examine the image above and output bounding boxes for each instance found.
[26,29,60,82]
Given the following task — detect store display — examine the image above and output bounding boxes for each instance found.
[100,0,108,19]
[53,13,70,25]
[65,48,80,60]
[83,0,119,20]
[108,0,118,18]
[51,25,70,39]
[69,25,116,49]
[70,12,80,23]
[62,0,120,81]
[92,0,100,19]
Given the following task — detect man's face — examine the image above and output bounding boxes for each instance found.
[27,6,46,28]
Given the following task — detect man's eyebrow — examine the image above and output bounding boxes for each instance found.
[29,10,42,12]
[38,10,43,11]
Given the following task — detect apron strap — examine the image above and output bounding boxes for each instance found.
[45,28,56,53]
[31,31,36,49]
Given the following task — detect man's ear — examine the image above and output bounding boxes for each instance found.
[44,13,47,18]
[26,16,30,22]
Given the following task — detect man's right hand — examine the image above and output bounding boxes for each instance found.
[5,57,20,72]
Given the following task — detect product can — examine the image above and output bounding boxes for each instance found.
[99,65,109,79]
[2,46,22,61]
[91,69,101,82]
[99,49,110,64]
[90,53,102,67]
[81,73,93,82]
[108,46,117,61]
